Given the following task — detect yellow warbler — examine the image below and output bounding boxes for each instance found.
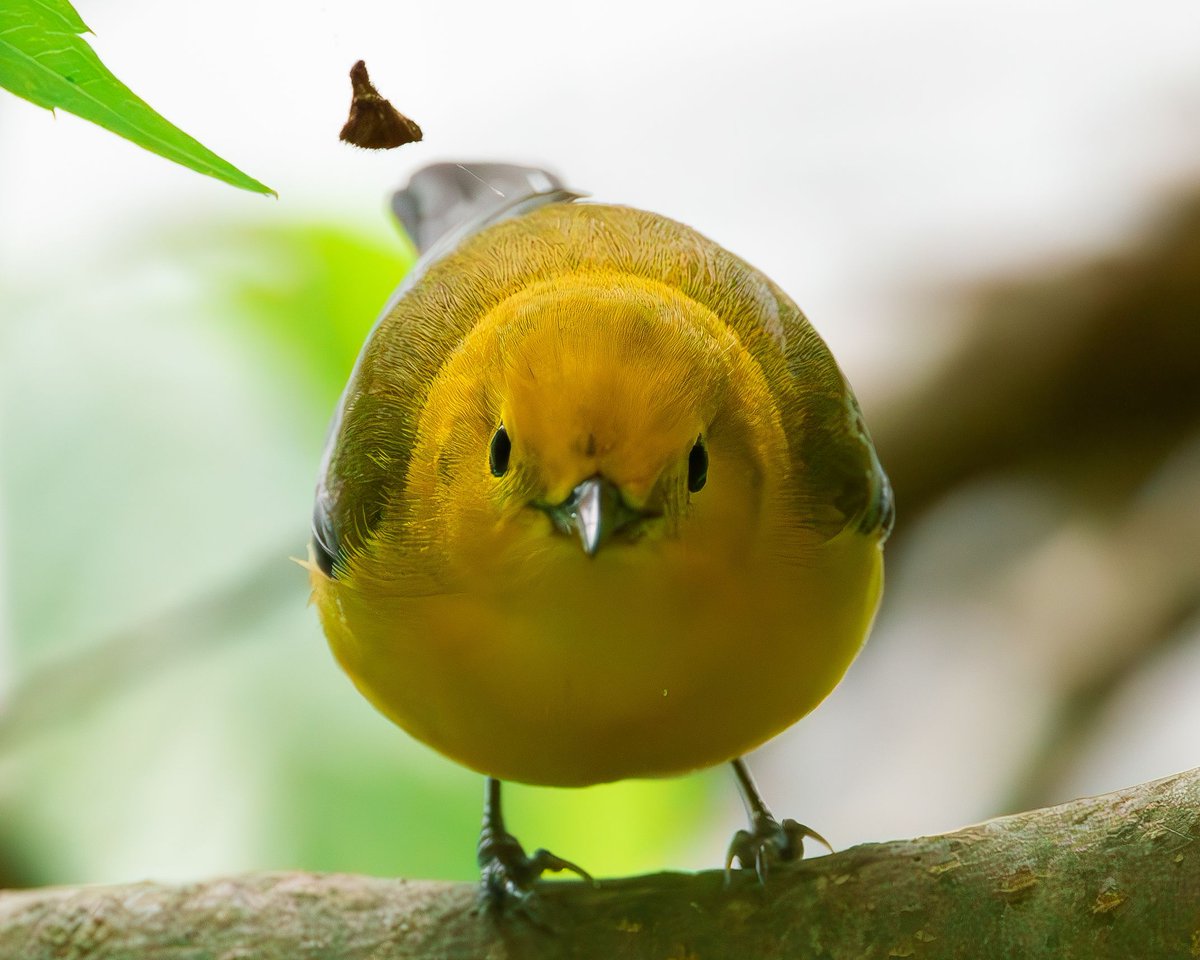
[309,163,892,905]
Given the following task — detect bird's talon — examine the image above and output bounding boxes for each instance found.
[477,829,590,913]
[725,813,830,885]
[527,847,594,884]
[783,817,833,856]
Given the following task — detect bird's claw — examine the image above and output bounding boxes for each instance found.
[477,828,592,914]
[724,814,832,885]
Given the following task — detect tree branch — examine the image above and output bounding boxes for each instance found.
[2,767,1197,959]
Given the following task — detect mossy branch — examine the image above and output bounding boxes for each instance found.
[2,767,1198,959]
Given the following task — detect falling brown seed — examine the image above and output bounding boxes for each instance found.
[339,60,423,150]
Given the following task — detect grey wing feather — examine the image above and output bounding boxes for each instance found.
[392,162,572,252]
[832,400,894,543]
[858,448,894,541]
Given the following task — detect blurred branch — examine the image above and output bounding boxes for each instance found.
[2,768,1198,959]
[875,190,1200,529]
[0,548,301,755]
[1004,430,1200,810]
[872,190,1200,809]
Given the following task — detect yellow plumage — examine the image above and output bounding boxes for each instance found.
[310,168,890,892]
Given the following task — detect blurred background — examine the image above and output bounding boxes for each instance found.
[1,0,1199,890]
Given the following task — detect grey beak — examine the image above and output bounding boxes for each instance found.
[548,476,643,556]
[572,477,605,556]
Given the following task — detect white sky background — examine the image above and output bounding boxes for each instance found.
[3,0,1199,373]
[2,0,1200,876]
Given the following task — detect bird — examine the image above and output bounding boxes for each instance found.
[308,162,893,907]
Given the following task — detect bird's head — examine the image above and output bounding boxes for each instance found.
[405,275,789,566]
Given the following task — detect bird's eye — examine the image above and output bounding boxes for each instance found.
[687,436,708,493]
[489,425,512,477]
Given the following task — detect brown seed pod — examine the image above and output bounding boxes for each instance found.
[339,60,423,150]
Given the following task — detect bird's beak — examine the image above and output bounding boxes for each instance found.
[547,476,646,556]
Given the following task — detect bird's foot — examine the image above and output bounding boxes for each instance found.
[476,827,592,915]
[724,813,832,885]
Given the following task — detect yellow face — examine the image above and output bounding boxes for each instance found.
[388,273,791,584]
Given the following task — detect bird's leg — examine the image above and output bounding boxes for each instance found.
[724,757,832,884]
[476,777,592,912]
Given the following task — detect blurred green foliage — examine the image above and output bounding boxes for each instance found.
[0,214,713,888]
[196,223,420,416]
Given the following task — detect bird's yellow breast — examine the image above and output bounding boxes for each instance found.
[313,521,881,786]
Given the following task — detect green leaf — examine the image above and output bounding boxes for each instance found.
[0,0,273,195]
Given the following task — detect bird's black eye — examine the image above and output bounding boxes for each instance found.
[687,436,708,493]
[489,425,512,477]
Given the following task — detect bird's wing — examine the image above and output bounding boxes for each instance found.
[817,393,894,543]
[787,368,894,545]
[312,163,580,577]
